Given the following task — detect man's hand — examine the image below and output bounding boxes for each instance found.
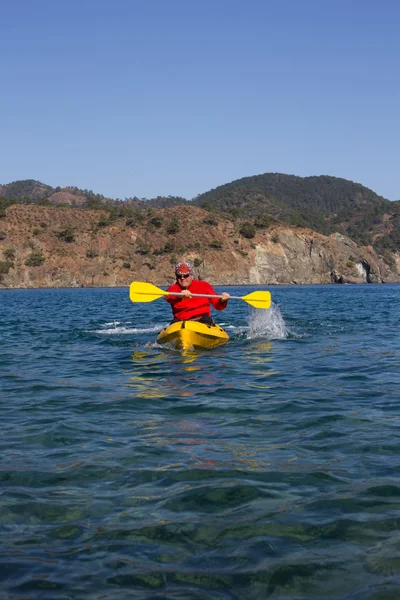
[181,289,192,298]
[220,292,230,302]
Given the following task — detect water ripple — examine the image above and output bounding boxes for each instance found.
[1,285,400,598]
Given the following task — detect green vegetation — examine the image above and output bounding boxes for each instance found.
[56,226,75,243]
[97,214,110,227]
[4,248,15,260]
[0,261,13,274]
[380,250,396,269]
[163,241,175,253]
[203,216,218,226]
[85,196,106,210]
[0,180,53,201]
[0,196,17,217]
[238,249,248,257]
[153,241,175,255]
[254,213,273,228]
[166,216,179,234]
[135,242,151,255]
[239,222,256,239]
[149,215,163,228]
[228,208,240,219]
[125,209,145,227]
[346,255,356,268]
[25,252,45,266]
[86,249,99,258]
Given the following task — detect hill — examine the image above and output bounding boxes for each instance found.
[0,180,189,210]
[0,180,54,201]
[0,203,399,289]
[1,174,400,260]
[193,173,400,253]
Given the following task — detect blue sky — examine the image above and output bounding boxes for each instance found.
[1,0,399,200]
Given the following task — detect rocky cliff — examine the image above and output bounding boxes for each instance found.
[0,204,398,288]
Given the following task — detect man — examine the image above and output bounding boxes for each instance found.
[165,261,230,325]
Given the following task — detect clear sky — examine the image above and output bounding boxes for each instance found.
[1,0,399,200]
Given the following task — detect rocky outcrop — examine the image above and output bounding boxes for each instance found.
[0,204,398,288]
[193,230,394,285]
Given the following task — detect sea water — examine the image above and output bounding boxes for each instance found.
[1,284,399,599]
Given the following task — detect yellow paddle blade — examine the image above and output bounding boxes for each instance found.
[241,291,271,309]
[129,281,167,302]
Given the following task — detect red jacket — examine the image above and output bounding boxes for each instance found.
[165,279,228,321]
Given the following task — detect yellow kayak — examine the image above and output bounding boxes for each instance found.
[157,320,229,351]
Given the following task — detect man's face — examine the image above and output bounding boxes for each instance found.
[176,273,193,288]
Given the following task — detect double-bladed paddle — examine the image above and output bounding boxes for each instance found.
[129,281,271,309]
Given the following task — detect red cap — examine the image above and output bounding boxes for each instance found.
[175,261,193,275]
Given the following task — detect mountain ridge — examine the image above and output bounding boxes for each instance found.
[1,173,400,260]
[0,201,399,289]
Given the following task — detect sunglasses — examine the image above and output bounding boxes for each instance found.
[177,273,191,279]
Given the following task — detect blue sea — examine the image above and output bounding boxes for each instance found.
[1,284,400,599]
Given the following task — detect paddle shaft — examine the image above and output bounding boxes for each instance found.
[166,292,234,300]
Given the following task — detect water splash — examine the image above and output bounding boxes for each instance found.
[92,322,162,335]
[246,303,289,340]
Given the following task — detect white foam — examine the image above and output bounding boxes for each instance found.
[92,324,162,335]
